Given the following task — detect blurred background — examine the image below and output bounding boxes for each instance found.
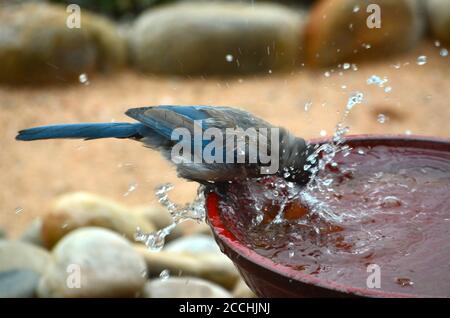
[0,0,449,298]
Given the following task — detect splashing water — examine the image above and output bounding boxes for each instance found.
[367,75,388,87]
[135,184,206,251]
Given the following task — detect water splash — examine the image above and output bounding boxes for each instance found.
[135,184,206,251]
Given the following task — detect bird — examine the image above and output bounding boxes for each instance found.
[16,105,314,185]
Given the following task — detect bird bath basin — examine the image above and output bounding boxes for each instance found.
[206,135,450,297]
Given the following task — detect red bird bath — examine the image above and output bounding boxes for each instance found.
[206,135,450,298]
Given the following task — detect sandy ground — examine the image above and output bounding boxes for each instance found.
[1,41,449,237]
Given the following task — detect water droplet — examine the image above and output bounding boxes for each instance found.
[367,75,387,87]
[440,48,448,57]
[434,40,441,47]
[381,196,402,208]
[353,5,360,12]
[268,69,272,74]
[384,86,392,93]
[225,54,233,62]
[304,101,312,111]
[319,129,327,137]
[159,269,170,280]
[346,92,364,110]
[15,207,23,215]
[377,114,388,124]
[351,64,358,71]
[343,63,350,70]
[61,223,69,229]
[396,277,414,287]
[288,242,295,258]
[79,73,89,85]
[416,55,427,66]
[123,183,138,197]
[356,148,366,155]
[324,71,331,77]
[405,130,412,135]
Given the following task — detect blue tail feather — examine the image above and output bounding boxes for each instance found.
[16,123,144,141]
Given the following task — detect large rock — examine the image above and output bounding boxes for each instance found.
[135,246,239,289]
[142,277,232,298]
[19,218,45,247]
[164,234,220,254]
[0,3,126,85]
[41,192,155,248]
[0,269,40,298]
[37,227,147,298]
[305,0,425,66]
[0,240,51,274]
[427,0,450,43]
[129,2,306,75]
[232,278,257,298]
[0,227,6,239]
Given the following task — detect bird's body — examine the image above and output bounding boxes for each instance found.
[16,106,313,185]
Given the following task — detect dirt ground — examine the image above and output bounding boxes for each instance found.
[1,41,449,237]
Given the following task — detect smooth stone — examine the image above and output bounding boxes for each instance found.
[133,205,173,230]
[0,269,40,298]
[37,227,147,298]
[143,277,232,298]
[0,3,126,84]
[164,234,220,254]
[0,240,51,274]
[426,0,450,43]
[305,0,425,66]
[232,278,257,298]
[129,2,306,75]
[135,246,239,289]
[19,218,44,247]
[42,192,155,248]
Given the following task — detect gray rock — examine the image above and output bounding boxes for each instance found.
[37,227,147,298]
[129,2,306,75]
[19,218,44,247]
[305,0,425,66]
[0,240,50,274]
[0,3,126,85]
[0,269,40,298]
[427,0,450,43]
[143,277,232,298]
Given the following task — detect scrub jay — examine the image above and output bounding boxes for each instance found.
[16,106,313,185]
